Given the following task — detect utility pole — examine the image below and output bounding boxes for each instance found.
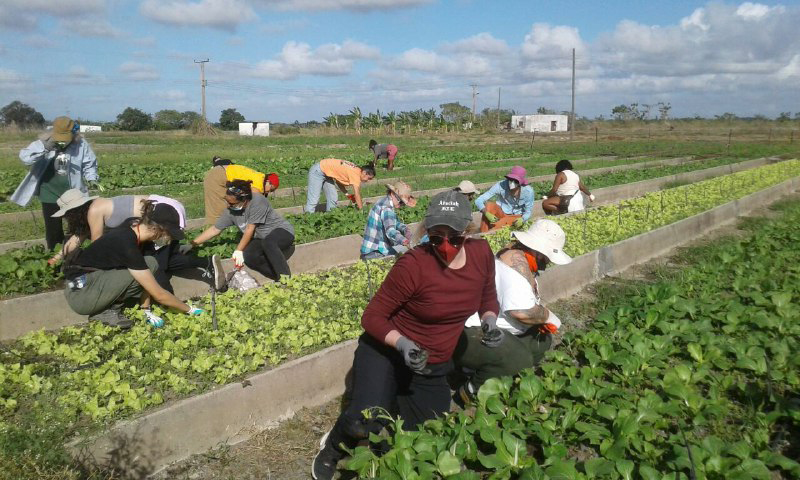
[570,48,576,141]
[496,87,501,128]
[194,59,209,120]
[471,84,478,123]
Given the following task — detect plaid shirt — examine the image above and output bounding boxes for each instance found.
[361,195,409,255]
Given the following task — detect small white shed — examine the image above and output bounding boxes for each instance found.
[511,114,568,133]
[238,122,270,137]
[79,125,102,133]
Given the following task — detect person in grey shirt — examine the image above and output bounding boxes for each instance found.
[187,180,295,281]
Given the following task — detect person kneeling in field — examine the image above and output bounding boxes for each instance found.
[452,219,571,405]
[541,160,595,215]
[475,166,535,232]
[63,202,204,330]
[304,158,375,213]
[204,157,279,225]
[360,181,417,260]
[48,189,223,293]
[189,180,295,282]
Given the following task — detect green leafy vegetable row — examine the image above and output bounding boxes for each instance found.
[345,197,800,479]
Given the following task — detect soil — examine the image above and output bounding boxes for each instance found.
[150,195,798,480]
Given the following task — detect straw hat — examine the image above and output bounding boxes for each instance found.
[386,181,417,207]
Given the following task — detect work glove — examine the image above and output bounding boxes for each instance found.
[347,194,356,203]
[42,137,57,152]
[541,195,548,200]
[143,309,165,328]
[187,306,204,315]
[484,211,499,223]
[178,243,194,255]
[589,194,596,202]
[395,336,429,374]
[480,315,505,348]
[232,250,245,268]
[89,181,106,192]
[513,218,525,228]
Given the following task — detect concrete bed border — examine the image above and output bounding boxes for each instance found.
[68,174,800,476]
[0,156,782,340]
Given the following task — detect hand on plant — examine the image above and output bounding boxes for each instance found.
[347,194,356,203]
[89,181,106,192]
[47,256,60,267]
[480,315,505,348]
[539,323,559,334]
[232,250,245,268]
[484,212,499,223]
[513,218,524,228]
[143,309,164,328]
[178,243,194,255]
[589,194,596,202]
[395,336,429,374]
[187,307,204,315]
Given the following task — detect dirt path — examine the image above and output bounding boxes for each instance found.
[151,194,797,480]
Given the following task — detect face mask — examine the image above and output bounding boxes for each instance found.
[434,238,463,263]
[508,179,519,190]
[524,251,539,273]
[228,203,245,212]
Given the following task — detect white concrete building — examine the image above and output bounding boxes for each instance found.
[238,122,270,137]
[79,125,102,133]
[511,114,569,133]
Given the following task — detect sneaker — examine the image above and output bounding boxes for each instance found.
[143,309,164,328]
[312,430,344,480]
[210,254,226,291]
[89,307,133,330]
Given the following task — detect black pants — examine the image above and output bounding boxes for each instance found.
[327,334,452,453]
[149,241,209,293]
[243,228,295,281]
[41,202,64,251]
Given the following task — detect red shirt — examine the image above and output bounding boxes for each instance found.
[361,239,499,364]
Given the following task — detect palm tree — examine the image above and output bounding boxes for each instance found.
[349,107,362,134]
[384,111,398,135]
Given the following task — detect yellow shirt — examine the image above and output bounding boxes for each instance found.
[225,165,264,193]
[319,158,361,187]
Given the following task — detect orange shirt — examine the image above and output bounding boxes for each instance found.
[319,158,362,187]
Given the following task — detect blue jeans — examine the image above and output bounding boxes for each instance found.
[304,163,339,213]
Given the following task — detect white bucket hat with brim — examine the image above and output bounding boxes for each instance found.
[512,219,572,265]
[52,188,98,217]
[456,180,480,195]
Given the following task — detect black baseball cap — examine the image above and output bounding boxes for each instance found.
[424,191,472,231]
[150,203,185,240]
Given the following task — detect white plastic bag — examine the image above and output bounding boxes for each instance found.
[227,269,260,292]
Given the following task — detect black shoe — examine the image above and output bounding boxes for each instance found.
[89,306,133,330]
[312,430,344,480]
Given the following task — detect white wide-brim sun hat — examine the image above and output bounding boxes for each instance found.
[512,219,572,265]
[52,188,98,217]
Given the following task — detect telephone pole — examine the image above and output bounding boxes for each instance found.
[470,84,478,123]
[496,87,501,128]
[570,48,575,141]
[194,59,209,120]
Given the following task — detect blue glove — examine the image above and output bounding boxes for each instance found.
[187,307,204,315]
[143,309,164,328]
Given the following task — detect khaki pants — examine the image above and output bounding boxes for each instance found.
[480,201,522,233]
[204,166,228,225]
[65,256,159,316]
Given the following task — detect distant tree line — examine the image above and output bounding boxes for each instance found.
[1,100,799,133]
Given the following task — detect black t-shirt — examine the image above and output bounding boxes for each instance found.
[70,222,148,277]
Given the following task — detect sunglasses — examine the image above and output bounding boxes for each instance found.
[428,234,466,247]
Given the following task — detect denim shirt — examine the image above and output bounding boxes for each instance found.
[474,179,535,221]
[10,137,99,207]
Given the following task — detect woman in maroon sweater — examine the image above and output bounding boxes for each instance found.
[312,191,502,480]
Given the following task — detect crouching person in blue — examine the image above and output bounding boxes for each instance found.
[360,181,417,260]
[63,202,203,329]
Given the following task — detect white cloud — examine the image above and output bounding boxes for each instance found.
[60,17,123,37]
[736,2,784,20]
[0,0,106,30]
[257,0,433,12]
[442,33,509,56]
[244,40,380,79]
[118,62,160,81]
[139,0,256,31]
[521,23,586,61]
[394,48,492,77]
[0,69,29,92]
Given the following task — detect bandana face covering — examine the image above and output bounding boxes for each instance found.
[524,251,539,273]
[507,179,519,190]
[435,238,463,263]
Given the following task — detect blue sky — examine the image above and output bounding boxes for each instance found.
[1,0,798,123]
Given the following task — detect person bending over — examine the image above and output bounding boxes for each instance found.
[62,202,203,330]
[311,191,500,480]
[453,219,572,404]
[304,158,375,213]
[189,180,295,282]
[203,158,279,225]
[368,139,399,171]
